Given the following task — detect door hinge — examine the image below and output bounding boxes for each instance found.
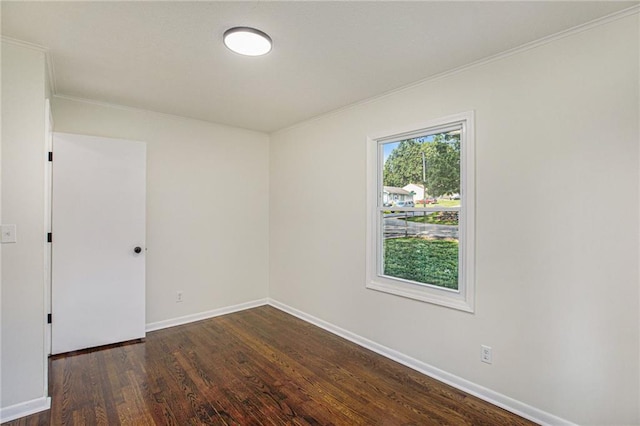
[47,313,52,324]
[47,232,52,243]
[48,152,53,162]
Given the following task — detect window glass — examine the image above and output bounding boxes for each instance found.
[380,130,461,290]
[366,112,474,312]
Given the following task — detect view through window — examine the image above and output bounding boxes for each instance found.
[380,128,461,290]
[367,112,474,311]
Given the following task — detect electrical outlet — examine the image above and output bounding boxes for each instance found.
[481,345,492,364]
[176,291,183,303]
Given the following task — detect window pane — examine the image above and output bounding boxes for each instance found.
[382,210,459,289]
[381,131,461,208]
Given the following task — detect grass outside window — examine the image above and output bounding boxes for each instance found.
[383,237,458,289]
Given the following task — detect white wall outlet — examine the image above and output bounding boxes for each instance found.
[1,224,17,243]
[176,291,183,303]
[481,345,492,364]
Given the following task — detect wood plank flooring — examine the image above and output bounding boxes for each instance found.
[3,306,537,425]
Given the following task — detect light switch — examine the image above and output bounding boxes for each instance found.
[1,225,17,243]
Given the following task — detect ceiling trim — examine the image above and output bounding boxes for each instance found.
[273,3,640,136]
[1,36,57,94]
[45,51,57,94]
[10,3,636,134]
[1,35,46,51]
[51,94,266,134]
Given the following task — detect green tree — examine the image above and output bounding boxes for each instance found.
[382,139,422,188]
[383,133,460,197]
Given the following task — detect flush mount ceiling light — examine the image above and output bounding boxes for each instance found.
[223,27,272,56]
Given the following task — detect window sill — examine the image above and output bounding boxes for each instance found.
[366,279,474,313]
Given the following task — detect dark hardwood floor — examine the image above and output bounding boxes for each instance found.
[3,306,536,425]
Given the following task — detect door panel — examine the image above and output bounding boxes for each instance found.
[52,132,146,355]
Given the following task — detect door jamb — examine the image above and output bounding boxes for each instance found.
[43,99,53,381]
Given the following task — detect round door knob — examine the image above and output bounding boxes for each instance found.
[134,246,142,254]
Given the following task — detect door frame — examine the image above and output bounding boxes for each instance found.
[50,132,146,354]
[43,98,53,393]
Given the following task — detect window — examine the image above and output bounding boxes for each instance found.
[366,112,475,312]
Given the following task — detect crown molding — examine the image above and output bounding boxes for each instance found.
[4,3,637,135]
[273,4,640,135]
[52,94,266,134]
[45,51,57,94]
[2,36,57,94]
[1,36,46,52]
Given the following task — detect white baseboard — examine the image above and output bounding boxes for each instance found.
[1,299,572,424]
[0,396,51,423]
[268,298,575,426]
[111,296,573,425]
[145,298,268,332]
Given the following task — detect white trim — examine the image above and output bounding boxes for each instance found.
[145,299,268,332]
[45,51,57,94]
[637,20,640,419]
[5,5,636,138]
[52,94,263,135]
[0,396,51,423]
[43,99,53,405]
[0,299,575,425]
[268,299,576,426]
[273,5,640,136]
[366,111,475,312]
[1,36,48,52]
[1,37,56,94]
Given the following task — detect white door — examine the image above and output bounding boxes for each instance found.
[52,132,146,354]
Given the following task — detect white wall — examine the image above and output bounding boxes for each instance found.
[269,14,639,425]
[51,98,269,325]
[1,41,48,410]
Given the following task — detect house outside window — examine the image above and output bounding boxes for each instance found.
[383,186,413,206]
[366,112,475,312]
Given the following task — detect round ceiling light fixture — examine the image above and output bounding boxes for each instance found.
[223,27,272,56]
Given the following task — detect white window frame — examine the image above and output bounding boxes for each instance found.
[365,111,475,312]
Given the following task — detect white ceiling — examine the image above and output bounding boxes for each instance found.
[2,1,637,133]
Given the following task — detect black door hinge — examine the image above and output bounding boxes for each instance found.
[48,152,53,162]
[47,313,52,324]
[47,233,52,243]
